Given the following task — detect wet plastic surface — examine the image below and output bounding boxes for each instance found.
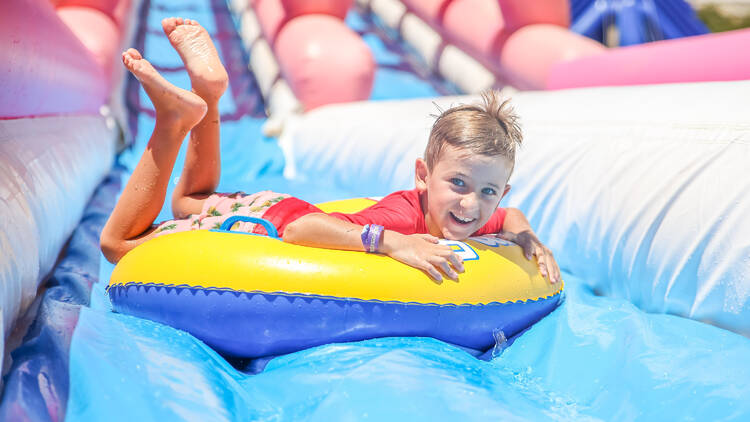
[69,275,750,421]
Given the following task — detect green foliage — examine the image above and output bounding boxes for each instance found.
[697,5,750,32]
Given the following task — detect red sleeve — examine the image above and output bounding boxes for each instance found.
[328,190,426,235]
[254,197,324,237]
[472,207,507,236]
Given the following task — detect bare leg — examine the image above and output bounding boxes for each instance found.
[162,17,229,219]
[101,49,207,263]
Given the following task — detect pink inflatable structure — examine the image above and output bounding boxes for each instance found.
[364,0,750,92]
[549,28,750,89]
[0,0,119,118]
[250,0,375,111]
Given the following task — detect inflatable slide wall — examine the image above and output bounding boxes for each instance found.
[0,0,138,378]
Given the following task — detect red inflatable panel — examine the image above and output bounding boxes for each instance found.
[0,0,109,118]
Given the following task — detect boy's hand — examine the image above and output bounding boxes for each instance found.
[498,230,561,284]
[382,232,464,282]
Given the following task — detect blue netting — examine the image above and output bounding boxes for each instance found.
[570,0,709,46]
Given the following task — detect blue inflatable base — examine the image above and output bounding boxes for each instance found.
[109,282,562,358]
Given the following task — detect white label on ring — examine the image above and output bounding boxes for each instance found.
[439,240,479,261]
[470,235,515,248]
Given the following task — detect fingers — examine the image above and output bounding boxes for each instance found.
[446,252,465,273]
[421,261,444,282]
[520,234,535,261]
[535,246,561,284]
[419,233,440,243]
[524,244,534,260]
[497,230,515,242]
[424,248,464,281]
[501,231,537,259]
[546,250,561,285]
[431,256,458,280]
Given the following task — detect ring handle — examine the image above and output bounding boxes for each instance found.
[218,216,279,239]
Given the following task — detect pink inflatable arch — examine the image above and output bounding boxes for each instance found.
[441,0,504,61]
[403,0,451,26]
[252,0,374,110]
[52,0,131,27]
[57,6,122,85]
[280,0,351,20]
[499,24,605,90]
[400,0,604,90]
[254,0,352,44]
[275,14,375,110]
[548,29,750,89]
[390,0,750,91]
[253,0,288,44]
[1,0,111,118]
[497,0,569,32]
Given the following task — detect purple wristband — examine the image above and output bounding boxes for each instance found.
[361,224,384,253]
[360,224,370,250]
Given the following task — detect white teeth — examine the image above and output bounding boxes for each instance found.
[451,212,475,224]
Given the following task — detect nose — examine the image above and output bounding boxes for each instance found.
[459,192,478,213]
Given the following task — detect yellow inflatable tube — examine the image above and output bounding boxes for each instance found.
[108,198,563,358]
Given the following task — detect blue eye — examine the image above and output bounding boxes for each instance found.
[450,178,465,187]
[482,187,497,196]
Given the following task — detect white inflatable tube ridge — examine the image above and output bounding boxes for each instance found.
[228,0,303,135]
[279,80,750,337]
[362,0,497,93]
[0,114,116,373]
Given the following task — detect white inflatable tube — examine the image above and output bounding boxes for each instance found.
[279,80,750,337]
[0,114,116,372]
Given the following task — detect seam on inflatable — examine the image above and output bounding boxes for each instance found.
[107,281,564,306]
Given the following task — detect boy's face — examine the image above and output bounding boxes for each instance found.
[416,145,512,240]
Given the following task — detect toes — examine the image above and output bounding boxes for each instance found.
[122,48,141,67]
[125,48,142,60]
[161,17,179,35]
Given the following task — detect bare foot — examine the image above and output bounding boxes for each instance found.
[162,17,229,102]
[122,48,207,129]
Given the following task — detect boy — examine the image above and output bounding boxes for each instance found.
[101,17,560,285]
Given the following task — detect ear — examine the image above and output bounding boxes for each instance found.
[415,158,429,192]
[501,184,511,200]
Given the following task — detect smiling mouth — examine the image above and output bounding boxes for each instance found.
[449,211,476,225]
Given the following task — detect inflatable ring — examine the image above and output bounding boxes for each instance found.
[107,199,563,358]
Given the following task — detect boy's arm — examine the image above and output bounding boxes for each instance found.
[500,208,561,284]
[283,213,464,281]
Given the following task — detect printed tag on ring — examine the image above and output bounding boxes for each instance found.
[469,235,515,248]
[438,240,479,261]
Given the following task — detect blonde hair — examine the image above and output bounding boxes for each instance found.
[424,90,522,170]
